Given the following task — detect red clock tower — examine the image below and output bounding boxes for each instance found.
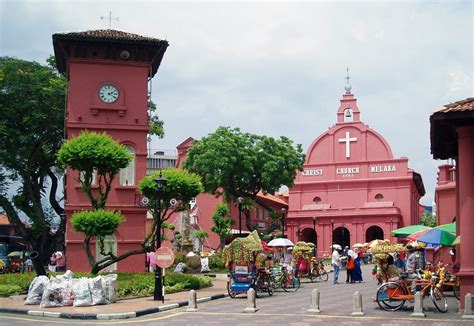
[53,30,168,272]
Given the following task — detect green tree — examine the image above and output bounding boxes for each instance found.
[0,56,67,264]
[148,100,164,140]
[183,126,305,234]
[210,203,235,250]
[138,168,204,249]
[419,212,437,227]
[58,131,133,273]
[193,230,209,251]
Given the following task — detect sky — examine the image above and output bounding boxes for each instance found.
[1,0,472,207]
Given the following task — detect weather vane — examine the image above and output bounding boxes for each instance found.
[344,67,352,94]
[101,11,119,29]
[345,67,351,85]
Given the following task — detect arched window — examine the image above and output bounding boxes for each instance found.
[375,193,384,201]
[313,196,322,204]
[343,108,353,122]
[96,234,117,272]
[120,145,135,186]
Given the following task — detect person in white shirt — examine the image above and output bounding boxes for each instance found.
[332,248,342,284]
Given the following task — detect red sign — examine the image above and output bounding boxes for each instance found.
[155,247,175,268]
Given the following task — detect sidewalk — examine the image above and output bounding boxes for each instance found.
[0,277,228,320]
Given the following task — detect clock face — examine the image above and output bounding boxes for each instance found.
[99,84,119,103]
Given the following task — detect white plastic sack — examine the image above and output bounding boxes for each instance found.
[200,257,211,273]
[72,278,92,307]
[24,276,49,305]
[101,274,118,303]
[174,262,187,273]
[89,276,107,305]
[40,277,67,308]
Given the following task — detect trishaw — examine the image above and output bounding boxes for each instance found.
[224,231,273,298]
[370,241,448,313]
[293,242,328,282]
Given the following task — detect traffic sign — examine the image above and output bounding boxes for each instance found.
[155,247,175,268]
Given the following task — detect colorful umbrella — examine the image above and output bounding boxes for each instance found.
[411,229,457,246]
[390,225,432,238]
[451,235,460,246]
[434,222,456,234]
[406,228,432,241]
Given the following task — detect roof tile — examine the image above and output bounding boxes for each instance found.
[434,97,474,113]
[53,29,166,44]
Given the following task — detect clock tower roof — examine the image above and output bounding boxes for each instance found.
[53,29,169,77]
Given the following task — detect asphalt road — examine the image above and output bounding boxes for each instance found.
[0,264,469,326]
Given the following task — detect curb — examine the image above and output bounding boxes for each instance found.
[0,293,229,320]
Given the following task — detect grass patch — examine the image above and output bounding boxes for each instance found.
[0,271,213,298]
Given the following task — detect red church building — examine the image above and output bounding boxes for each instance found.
[53,30,168,272]
[287,82,425,258]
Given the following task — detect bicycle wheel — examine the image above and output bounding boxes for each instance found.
[318,269,329,282]
[453,282,460,301]
[308,269,315,283]
[227,280,236,298]
[266,275,274,296]
[376,282,406,311]
[430,286,448,313]
[255,276,264,298]
[282,275,300,292]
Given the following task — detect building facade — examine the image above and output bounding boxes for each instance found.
[288,84,425,257]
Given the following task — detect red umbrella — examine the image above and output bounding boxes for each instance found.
[261,240,276,253]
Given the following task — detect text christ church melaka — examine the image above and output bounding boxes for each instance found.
[287,81,425,257]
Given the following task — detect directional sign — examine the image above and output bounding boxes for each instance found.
[155,246,175,268]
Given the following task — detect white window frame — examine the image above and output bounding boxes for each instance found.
[120,145,135,186]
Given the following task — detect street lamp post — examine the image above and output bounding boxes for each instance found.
[331,219,334,248]
[154,172,167,302]
[237,197,244,236]
[312,216,317,257]
[341,223,346,248]
[281,208,287,238]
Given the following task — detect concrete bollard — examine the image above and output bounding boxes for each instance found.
[351,291,365,316]
[243,288,259,313]
[307,289,322,314]
[186,289,198,312]
[410,291,426,317]
[462,293,474,319]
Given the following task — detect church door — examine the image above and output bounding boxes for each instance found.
[333,226,350,248]
[365,225,384,242]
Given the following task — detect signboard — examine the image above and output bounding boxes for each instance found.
[155,247,175,268]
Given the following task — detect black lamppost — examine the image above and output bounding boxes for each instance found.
[312,216,317,257]
[341,223,346,248]
[281,208,287,238]
[154,172,167,302]
[237,197,244,236]
[331,219,334,248]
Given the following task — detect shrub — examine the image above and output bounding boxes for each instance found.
[209,252,225,270]
[0,284,22,297]
[186,256,201,270]
[174,252,187,264]
[71,209,124,237]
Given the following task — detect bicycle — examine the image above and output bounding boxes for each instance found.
[298,259,329,282]
[376,274,447,313]
[254,268,274,298]
[270,265,300,292]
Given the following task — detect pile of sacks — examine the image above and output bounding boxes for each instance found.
[24,270,118,308]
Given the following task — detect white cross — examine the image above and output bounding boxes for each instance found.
[338,131,357,158]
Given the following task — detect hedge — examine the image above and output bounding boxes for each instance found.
[0,271,212,298]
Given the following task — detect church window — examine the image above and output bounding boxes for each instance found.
[343,108,353,122]
[313,196,322,204]
[120,145,135,186]
[375,193,384,201]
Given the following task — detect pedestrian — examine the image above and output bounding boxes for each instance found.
[146,251,157,272]
[346,250,355,283]
[331,247,342,284]
[449,248,456,264]
[25,257,33,272]
[394,253,405,272]
[352,248,363,283]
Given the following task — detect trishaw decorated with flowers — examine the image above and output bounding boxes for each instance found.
[223,231,274,298]
[293,241,328,282]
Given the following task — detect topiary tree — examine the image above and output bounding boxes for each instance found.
[193,230,209,252]
[58,131,134,273]
[210,203,235,250]
[138,168,204,250]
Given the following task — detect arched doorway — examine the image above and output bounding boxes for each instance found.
[365,225,384,242]
[301,228,317,256]
[333,226,350,248]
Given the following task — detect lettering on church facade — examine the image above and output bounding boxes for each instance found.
[302,169,323,176]
[370,165,396,173]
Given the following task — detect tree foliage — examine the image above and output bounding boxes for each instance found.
[183,126,305,233]
[138,168,204,248]
[58,131,132,210]
[419,212,437,227]
[210,203,235,250]
[71,210,124,237]
[148,100,165,140]
[0,56,67,263]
